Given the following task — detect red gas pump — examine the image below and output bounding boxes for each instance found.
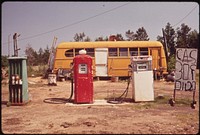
[73,50,93,104]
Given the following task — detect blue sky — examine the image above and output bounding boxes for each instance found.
[1,2,199,56]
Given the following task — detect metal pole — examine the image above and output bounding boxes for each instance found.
[193,90,196,104]
[193,90,196,103]
[173,89,176,102]
[8,34,11,57]
[16,34,18,56]
[190,90,196,109]
[13,33,16,56]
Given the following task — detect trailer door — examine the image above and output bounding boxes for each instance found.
[95,48,108,76]
[150,48,160,70]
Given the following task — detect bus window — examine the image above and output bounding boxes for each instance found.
[130,48,138,56]
[119,48,128,56]
[109,48,117,57]
[85,48,94,57]
[75,48,83,56]
[140,48,148,55]
[65,49,74,57]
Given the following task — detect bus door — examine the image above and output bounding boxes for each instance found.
[149,48,160,70]
[95,48,108,76]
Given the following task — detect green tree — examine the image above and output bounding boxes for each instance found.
[38,48,44,56]
[74,32,86,42]
[135,27,149,41]
[25,45,38,66]
[165,23,176,56]
[176,23,191,48]
[157,22,176,56]
[157,35,164,45]
[167,54,176,72]
[74,33,80,42]
[188,29,199,69]
[95,36,108,41]
[38,48,44,65]
[1,55,8,67]
[125,30,136,41]
[43,46,50,65]
[157,23,199,70]
[79,32,85,41]
[95,37,103,41]
[84,36,91,42]
[116,34,124,41]
[188,29,199,48]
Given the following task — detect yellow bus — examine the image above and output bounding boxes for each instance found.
[53,41,168,79]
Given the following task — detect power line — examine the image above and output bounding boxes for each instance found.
[172,5,198,27]
[2,2,130,45]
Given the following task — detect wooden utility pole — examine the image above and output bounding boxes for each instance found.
[162,28,169,69]
[48,36,57,70]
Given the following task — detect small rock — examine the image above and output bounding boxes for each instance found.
[60,122,72,128]
[83,121,93,127]
[157,94,165,99]
[48,123,54,128]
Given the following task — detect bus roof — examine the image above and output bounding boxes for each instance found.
[56,41,163,49]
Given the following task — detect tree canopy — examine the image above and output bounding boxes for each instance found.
[157,22,199,70]
[25,45,50,66]
[2,22,198,69]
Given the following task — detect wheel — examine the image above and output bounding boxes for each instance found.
[169,98,175,106]
[191,101,197,109]
[6,102,11,107]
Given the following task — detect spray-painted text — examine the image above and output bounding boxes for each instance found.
[174,48,198,91]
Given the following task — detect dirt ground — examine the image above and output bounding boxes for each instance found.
[1,76,199,134]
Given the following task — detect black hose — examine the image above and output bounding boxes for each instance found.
[67,78,74,102]
[107,75,131,104]
[43,78,74,104]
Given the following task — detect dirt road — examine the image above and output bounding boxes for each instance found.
[1,77,199,134]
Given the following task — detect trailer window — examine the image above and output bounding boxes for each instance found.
[85,48,94,57]
[130,48,138,56]
[75,48,83,56]
[119,48,128,56]
[65,49,73,57]
[140,48,148,55]
[109,48,117,57]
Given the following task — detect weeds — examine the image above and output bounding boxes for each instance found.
[27,65,48,77]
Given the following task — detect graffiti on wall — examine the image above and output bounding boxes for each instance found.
[174,48,198,91]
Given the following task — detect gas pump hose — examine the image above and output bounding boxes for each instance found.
[43,78,74,104]
[107,75,131,104]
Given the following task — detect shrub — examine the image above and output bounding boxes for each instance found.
[167,55,176,72]
[1,56,8,67]
[27,65,48,77]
